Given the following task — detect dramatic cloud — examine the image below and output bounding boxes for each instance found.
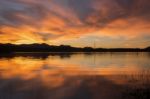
[0,0,150,47]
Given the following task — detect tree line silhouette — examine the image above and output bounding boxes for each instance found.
[0,43,150,53]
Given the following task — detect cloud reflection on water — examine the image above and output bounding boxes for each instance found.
[0,52,150,99]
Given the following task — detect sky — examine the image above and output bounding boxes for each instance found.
[0,0,150,48]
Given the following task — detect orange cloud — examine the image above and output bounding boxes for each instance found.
[0,0,150,47]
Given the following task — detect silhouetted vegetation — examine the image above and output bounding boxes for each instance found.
[122,71,150,99]
[0,43,150,53]
[145,47,150,51]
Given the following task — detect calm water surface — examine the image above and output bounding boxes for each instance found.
[0,52,150,99]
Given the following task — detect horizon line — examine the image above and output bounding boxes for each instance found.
[0,43,150,49]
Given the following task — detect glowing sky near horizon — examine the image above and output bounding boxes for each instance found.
[0,0,150,48]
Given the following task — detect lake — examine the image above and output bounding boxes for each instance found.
[0,52,150,99]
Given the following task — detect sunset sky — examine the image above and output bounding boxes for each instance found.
[0,0,150,48]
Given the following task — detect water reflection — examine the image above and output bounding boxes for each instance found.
[0,52,150,99]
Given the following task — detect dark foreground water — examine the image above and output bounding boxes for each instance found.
[0,52,150,99]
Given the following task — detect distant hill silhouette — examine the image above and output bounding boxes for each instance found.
[145,46,150,51]
[0,43,149,53]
